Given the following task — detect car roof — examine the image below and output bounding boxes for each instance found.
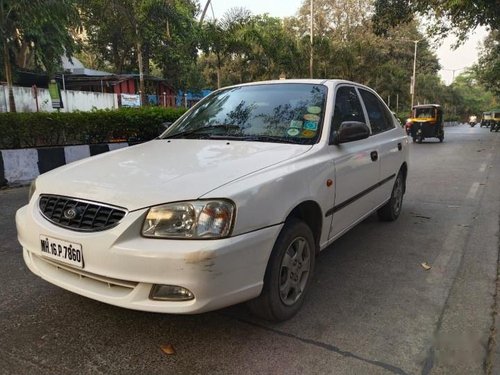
[223,79,373,90]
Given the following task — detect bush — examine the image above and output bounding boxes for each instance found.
[0,107,187,149]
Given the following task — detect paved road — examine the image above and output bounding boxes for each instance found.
[1,125,499,375]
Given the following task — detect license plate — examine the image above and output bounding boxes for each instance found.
[40,235,84,268]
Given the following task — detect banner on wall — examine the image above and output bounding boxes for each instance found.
[48,81,64,109]
[120,93,141,108]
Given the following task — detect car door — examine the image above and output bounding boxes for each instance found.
[357,87,406,206]
[327,85,381,240]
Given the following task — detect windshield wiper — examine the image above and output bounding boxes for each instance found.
[163,125,241,139]
[236,135,310,144]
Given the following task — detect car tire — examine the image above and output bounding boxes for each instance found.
[247,218,315,321]
[377,171,405,222]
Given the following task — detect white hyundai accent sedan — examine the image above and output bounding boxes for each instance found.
[16,80,409,321]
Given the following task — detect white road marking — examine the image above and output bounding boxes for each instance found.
[479,163,487,172]
[466,182,480,199]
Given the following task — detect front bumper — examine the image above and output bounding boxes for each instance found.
[16,202,282,314]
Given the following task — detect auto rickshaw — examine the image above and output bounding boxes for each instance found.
[408,104,444,143]
[480,112,492,127]
[489,109,500,132]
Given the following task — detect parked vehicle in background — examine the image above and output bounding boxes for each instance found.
[481,112,492,127]
[404,118,412,135]
[16,79,409,322]
[469,115,477,127]
[409,104,444,143]
[489,110,500,132]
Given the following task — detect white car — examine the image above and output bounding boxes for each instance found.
[16,80,409,321]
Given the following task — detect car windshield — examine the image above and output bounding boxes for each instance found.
[160,83,327,144]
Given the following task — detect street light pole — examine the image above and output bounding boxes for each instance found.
[310,0,314,78]
[410,40,419,109]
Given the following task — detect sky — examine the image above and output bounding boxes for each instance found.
[203,0,488,86]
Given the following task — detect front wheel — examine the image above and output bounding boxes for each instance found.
[377,171,405,221]
[247,219,315,321]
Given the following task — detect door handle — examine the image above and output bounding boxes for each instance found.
[370,151,378,161]
[397,142,402,151]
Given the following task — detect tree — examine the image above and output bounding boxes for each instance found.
[80,0,199,101]
[0,0,79,111]
[452,70,497,118]
[475,31,500,97]
[199,7,252,88]
[372,0,500,39]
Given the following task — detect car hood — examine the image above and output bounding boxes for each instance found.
[36,139,312,211]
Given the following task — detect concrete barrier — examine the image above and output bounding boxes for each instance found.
[0,143,129,187]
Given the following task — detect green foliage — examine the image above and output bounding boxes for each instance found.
[372,0,500,40]
[0,107,186,149]
[475,31,500,97]
[0,0,79,75]
[78,0,200,90]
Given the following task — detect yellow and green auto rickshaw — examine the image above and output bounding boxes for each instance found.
[408,104,444,143]
[481,111,492,127]
[489,109,500,132]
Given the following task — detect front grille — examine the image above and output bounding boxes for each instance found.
[39,195,127,232]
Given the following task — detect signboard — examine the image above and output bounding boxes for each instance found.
[48,81,64,109]
[120,93,141,108]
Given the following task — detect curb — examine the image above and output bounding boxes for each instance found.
[0,143,129,187]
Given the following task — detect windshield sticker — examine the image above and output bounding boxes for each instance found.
[290,120,303,129]
[287,128,300,136]
[304,114,320,121]
[307,106,321,114]
[303,121,318,131]
[302,130,316,138]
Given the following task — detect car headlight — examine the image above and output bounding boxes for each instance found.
[142,200,235,239]
[29,179,37,201]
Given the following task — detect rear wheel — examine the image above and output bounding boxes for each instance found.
[378,171,405,221]
[247,219,315,321]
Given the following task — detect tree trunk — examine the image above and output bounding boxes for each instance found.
[3,41,16,112]
[135,25,146,106]
[216,53,221,89]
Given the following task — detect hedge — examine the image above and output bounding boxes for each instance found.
[0,107,187,149]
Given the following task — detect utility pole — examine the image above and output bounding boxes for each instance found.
[199,0,212,25]
[410,40,420,109]
[310,0,313,78]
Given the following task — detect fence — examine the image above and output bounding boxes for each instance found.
[0,85,119,112]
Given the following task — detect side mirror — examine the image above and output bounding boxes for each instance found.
[331,121,370,145]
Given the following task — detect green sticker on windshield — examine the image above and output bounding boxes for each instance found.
[307,106,321,114]
[290,120,303,129]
